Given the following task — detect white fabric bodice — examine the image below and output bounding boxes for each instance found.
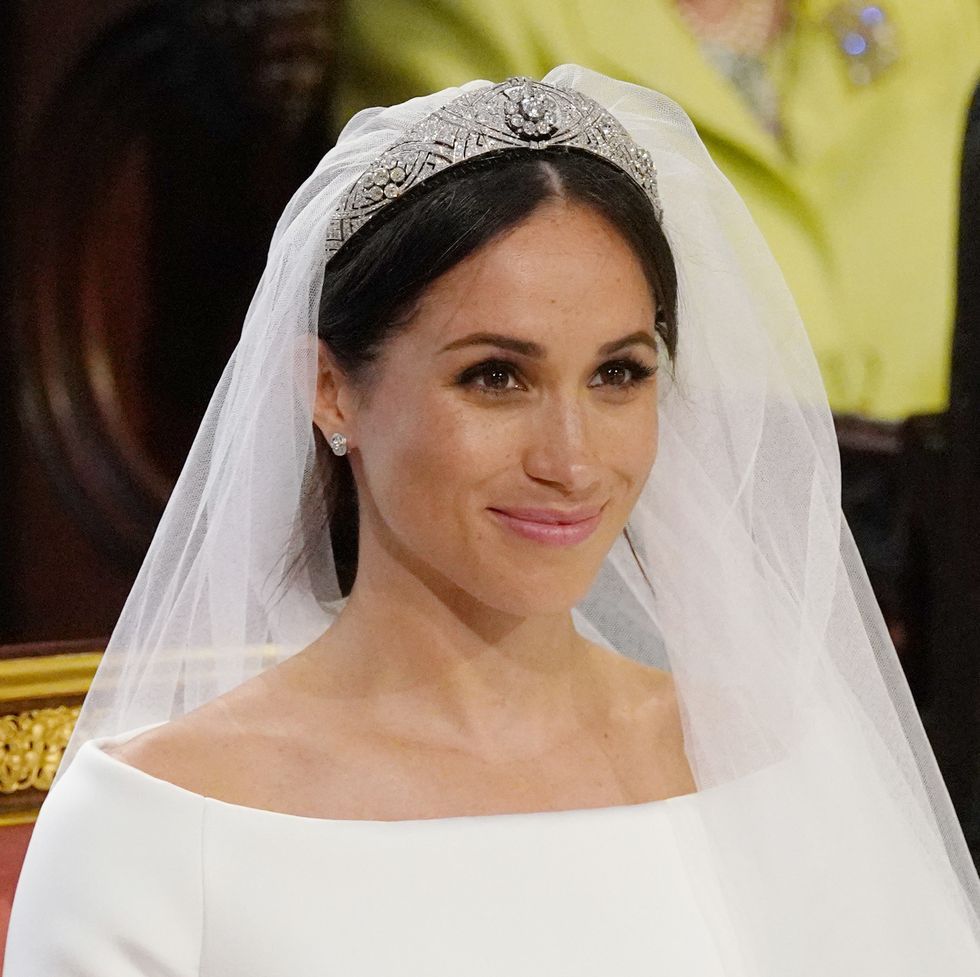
[4,723,741,976]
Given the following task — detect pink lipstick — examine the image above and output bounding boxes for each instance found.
[488,506,602,546]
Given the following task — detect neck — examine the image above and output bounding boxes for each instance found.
[295,533,608,758]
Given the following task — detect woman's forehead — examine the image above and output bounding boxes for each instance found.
[406,202,657,348]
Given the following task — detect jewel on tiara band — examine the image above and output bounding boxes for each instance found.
[324,77,664,263]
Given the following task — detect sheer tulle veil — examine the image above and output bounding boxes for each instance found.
[55,64,980,972]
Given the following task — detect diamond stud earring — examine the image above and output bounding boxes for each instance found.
[329,432,348,456]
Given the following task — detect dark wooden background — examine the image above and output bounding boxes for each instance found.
[1,0,339,641]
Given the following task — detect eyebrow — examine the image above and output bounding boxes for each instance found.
[438,330,658,358]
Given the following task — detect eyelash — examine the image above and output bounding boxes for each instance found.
[455,357,658,398]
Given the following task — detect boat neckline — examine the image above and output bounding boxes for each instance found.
[81,721,708,828]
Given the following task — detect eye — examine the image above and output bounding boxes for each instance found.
[455,359,525,397]
[588,357,658,391]
[454,355,658,399]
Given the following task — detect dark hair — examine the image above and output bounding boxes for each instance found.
[299,147,678,597]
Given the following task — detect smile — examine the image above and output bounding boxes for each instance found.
[487,507,603,546]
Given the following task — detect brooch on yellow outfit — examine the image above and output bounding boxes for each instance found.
[825,2,900,86]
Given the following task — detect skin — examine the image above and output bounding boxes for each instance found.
[678,0,788,39]
[110,198,696,820]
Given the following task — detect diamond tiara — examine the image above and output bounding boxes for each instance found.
[324,77,664,264]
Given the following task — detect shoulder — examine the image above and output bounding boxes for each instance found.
[106,696,255,802]
[613,655,686,748]
[103,666,325,808]
[582,639,678,712]
[581,640,694,794]
[36,727,208,860]
[5,721,207,973]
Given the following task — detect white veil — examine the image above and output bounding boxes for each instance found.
[56,64,980,972]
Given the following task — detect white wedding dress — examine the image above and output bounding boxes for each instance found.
[3,723,751,976]
[8,717,980,975]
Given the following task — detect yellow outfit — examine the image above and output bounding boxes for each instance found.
[335,1,980,419]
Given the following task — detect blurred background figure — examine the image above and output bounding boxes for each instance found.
[336,0,976,422]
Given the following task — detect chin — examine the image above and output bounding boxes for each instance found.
[478,589,581,619]
[465,560,602,619]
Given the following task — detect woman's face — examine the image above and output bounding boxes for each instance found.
[321,198,660,615]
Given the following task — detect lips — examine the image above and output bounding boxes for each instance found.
[487,505,603,546]
[488,506,602,525]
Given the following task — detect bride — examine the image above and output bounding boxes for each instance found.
[106,129,693,821]
[5,65,980,975]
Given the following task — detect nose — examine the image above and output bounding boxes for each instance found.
[522,393,603,496]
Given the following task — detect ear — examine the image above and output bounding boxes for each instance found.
[312,338,354,444]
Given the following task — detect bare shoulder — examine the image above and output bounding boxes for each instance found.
[581,639,692,777]
[102,659,351,810]
[100,659,302,801]
[582,639,678,707]
[619,657,685,742]
[591,643,696,797]
[104,698,249,799]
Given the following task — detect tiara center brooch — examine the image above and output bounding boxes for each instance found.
[325,77,664,262]
[505,85,561,140]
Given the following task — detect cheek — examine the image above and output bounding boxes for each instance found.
[639,406,660,482]
[604,404,659,523]
[640,403,659,471]
[362,391,497,526]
